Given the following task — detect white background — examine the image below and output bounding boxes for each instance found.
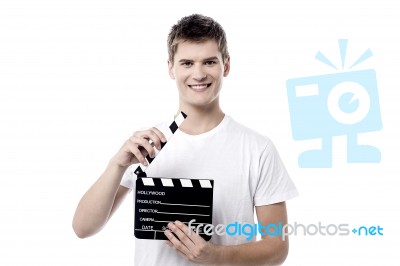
[1,0,399,265]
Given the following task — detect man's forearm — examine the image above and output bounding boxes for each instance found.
[216,237,288,266]
[72,161,128,238]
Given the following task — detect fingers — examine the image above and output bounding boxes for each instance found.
[164,229,192,258]
[150,127,168,146]
[173,220,205,246]
[164,221,196,254]
[164,221,213,263]
[126,127,167,166]
[124,138,148,166]
[134,127,167,150]
[111,127,168,167]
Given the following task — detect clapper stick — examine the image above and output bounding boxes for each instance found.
[133,111,187,178]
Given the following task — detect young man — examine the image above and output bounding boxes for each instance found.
[73,14,298,265]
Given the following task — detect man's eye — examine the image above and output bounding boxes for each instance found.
[182,62,193,67]
[205,61,217,66]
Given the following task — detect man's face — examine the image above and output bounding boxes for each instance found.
[168,40,230,110]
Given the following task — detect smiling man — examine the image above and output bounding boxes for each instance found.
[73,14,298,265]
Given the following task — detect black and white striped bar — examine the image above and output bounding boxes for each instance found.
[134,111,187,178]
[140,177,213,188]
[134,177,214,241]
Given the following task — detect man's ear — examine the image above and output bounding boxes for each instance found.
[223,56,230,77]
[168,60,175,79]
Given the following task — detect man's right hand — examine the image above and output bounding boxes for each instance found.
[111,127,167,168]
[72,127,167,238]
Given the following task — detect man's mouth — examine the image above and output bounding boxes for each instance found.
[188,83,212,91]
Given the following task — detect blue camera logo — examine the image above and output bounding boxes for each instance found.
[286,40,382,168]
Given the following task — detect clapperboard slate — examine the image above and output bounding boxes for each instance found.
[133,112,214,241]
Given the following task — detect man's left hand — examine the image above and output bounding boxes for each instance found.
[164,220,221,265]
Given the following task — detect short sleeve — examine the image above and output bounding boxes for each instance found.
[120,164,137,189]
[253,140,298,206]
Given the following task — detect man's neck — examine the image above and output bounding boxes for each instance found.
[176,105,225,135]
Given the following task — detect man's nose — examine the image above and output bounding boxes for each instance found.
[192,65,207,81]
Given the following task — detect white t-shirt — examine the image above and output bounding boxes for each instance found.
[121,115,298,266]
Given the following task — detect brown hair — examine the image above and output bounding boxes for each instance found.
[167,14,229,64]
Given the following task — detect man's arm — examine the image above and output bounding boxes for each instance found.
[72,163,130,238]
[164,202,289,266]
[217,202,288,265]
[72,127,166,238]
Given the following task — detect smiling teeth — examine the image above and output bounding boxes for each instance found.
[191,84,208,90]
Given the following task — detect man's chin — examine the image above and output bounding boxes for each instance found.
[182,98,220,110]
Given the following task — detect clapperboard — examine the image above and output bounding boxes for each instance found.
[133,112,214,241]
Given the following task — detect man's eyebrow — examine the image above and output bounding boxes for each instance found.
[177,59,193,63]
[203,56,219,61]
[177,56,220,63]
